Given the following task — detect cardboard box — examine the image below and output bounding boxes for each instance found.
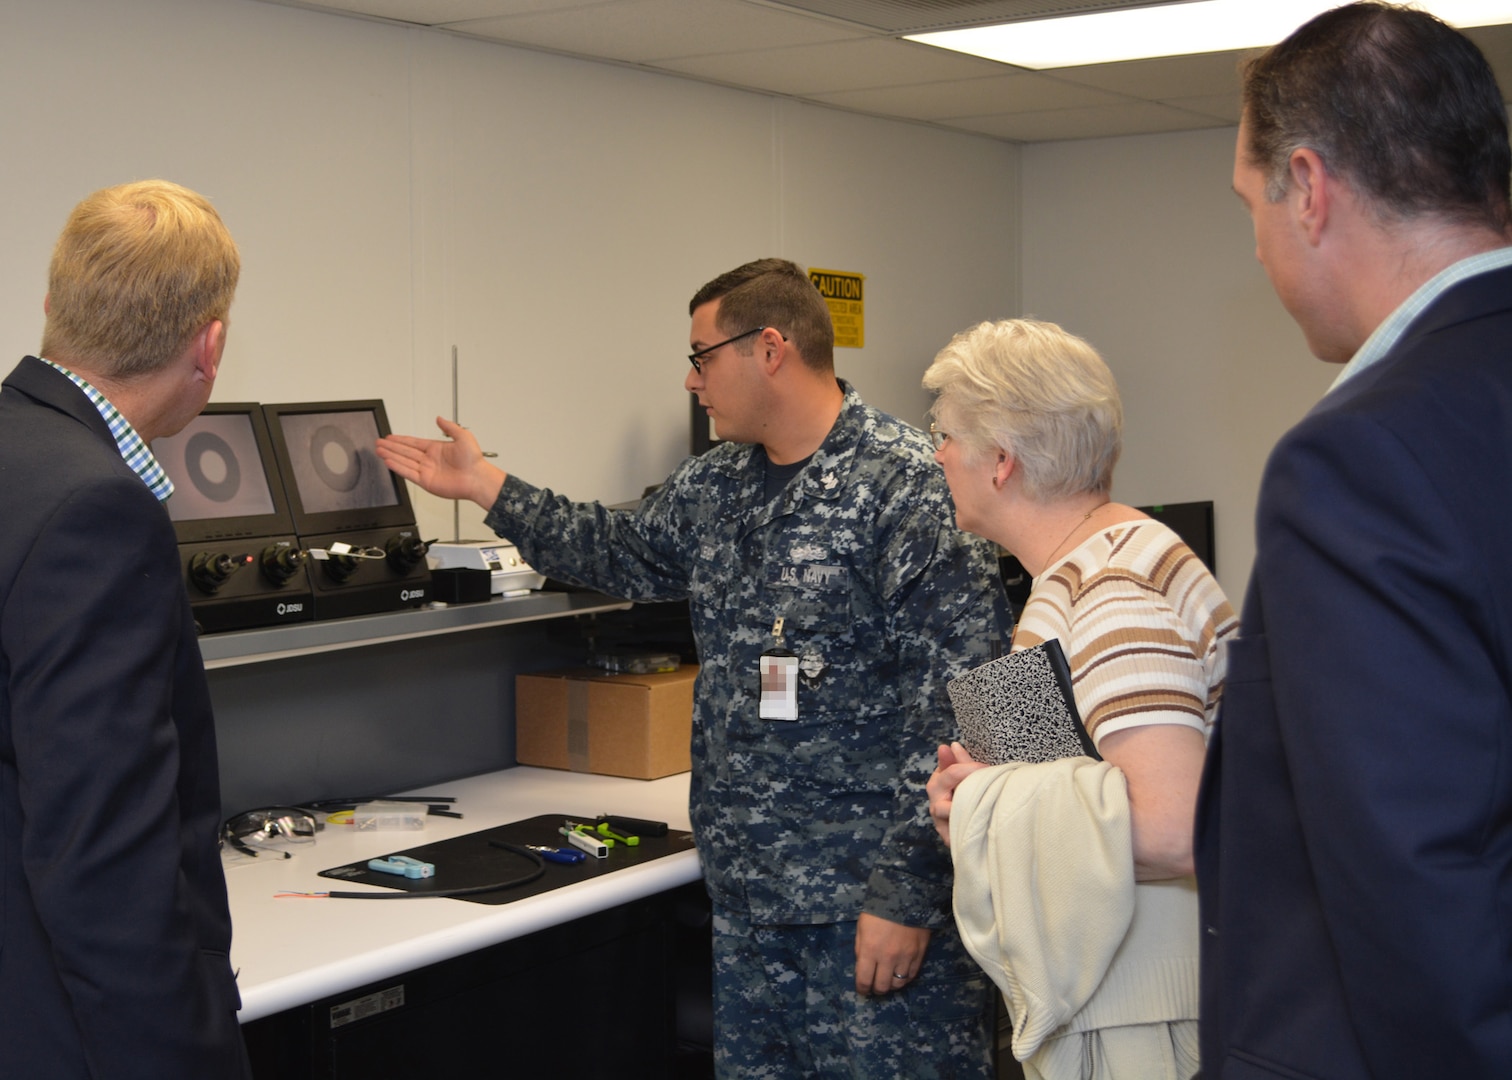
[515,665,697,780]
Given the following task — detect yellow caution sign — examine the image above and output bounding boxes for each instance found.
[809,268,864,349]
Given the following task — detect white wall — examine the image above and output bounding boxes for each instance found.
[2,0,1339,604]
[1021,127,1337,600]
[0,0,1019,543]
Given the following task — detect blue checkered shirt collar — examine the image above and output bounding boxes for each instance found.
[40,358,175,502]
[1330,245,1512,393]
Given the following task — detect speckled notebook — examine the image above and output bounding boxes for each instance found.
[946,639,1099,766]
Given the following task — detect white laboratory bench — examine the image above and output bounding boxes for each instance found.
[230,765,697,1023]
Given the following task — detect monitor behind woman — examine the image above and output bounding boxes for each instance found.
[923,318,1237,1080]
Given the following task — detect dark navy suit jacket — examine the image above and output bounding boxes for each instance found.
[0,357,249,1077]
[1196,265,1512,1077]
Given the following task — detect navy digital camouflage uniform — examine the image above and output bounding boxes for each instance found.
[485,381,1011,1077]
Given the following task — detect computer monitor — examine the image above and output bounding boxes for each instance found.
[261,400,416,536]
[1136,500,1216,575]
[152,403,295,543]
[151,404,313,633]
[260,399,430,620]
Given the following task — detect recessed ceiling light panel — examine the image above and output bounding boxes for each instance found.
[905,0,1512,69]
[764,0,1197,36]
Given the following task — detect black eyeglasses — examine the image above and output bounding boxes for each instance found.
[688,327,767,373]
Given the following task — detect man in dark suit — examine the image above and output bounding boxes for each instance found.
[1196,5,1512,1076]
[0,181,250,1077]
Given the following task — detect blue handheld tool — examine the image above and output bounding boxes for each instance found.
[367,855,435,879]
[524,843,587,865]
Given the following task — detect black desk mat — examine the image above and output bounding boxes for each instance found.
[318,813,696,905]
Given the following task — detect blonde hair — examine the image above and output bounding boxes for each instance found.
[41,179,240,377]
[923,318,1122,500]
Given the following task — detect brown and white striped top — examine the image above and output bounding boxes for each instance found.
[1012,519,1238,747]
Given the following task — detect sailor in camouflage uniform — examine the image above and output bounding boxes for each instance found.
[377,259,1011,1078]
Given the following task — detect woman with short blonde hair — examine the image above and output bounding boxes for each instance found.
[925,318,1236,1080]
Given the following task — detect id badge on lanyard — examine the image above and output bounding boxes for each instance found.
[759,615,799,721]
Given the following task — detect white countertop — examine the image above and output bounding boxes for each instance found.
[229,766,697,1022]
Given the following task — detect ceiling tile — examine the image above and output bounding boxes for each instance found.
[442,0,863,64]
[652,37,1008,97]
[762,0,1186,35]
[1165,93,1241,124]
[949,101,1228,142]
[251,0,1512,143]
[809,71,1126,119]
[1046,49,1250,100]
[258,0,586,21]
